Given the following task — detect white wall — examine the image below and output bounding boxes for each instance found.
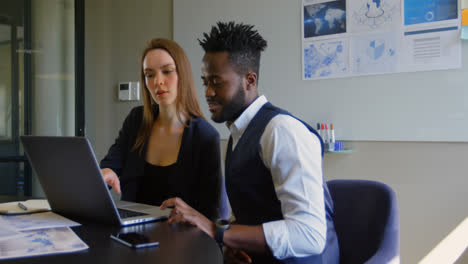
[85,1,468,263]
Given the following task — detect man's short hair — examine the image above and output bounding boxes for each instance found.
[199,21,267,78]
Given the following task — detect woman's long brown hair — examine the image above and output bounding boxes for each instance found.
[132,38,204,153]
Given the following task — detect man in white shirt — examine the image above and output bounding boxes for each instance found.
[161,21,339,264]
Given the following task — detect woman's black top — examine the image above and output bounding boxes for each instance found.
[136,161,179,206]
[100,106,229,220]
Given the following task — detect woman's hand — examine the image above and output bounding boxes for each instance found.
[100,168,121,194]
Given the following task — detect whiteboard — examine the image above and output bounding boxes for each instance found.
[174,0,468,142]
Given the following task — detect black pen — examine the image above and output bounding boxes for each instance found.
[18,202,28,211]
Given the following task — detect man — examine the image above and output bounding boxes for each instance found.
[161,21,339,264]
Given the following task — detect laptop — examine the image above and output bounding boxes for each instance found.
[20,135,170,226]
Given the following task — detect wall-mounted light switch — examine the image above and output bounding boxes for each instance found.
[118,82,140,101]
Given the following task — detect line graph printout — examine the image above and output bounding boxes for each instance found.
[349,0,401,32]
[303,38,349,79]
[351,32,398,74]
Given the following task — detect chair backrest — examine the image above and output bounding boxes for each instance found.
[327,179,400,264]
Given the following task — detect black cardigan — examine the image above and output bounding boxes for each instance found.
[100,106,225,220]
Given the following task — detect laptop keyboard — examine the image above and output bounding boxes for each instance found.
[117,208,149,219]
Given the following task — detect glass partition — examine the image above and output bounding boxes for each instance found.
[0,0,78,196]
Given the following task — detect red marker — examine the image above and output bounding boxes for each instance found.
[321,123,325,142]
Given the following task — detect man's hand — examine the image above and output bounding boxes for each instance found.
[160,197,216,238]
[224,246,252,264]
[100,168,121,194]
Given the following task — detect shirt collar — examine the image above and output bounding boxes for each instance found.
[228,95,268,141]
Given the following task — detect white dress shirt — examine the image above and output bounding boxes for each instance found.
[228,95,326,259]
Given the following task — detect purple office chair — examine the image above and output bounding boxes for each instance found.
[327,179,400,264]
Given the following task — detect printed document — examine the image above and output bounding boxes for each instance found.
[0,212,80,231]
[0,226,21,241]
[0,227,88,260]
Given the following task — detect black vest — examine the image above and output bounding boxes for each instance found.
[225,102,339,264]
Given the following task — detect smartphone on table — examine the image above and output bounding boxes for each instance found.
[110,232,159,248]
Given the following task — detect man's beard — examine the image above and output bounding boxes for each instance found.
[210,84,246,123]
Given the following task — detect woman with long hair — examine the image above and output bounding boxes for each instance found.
[100,38,225,220]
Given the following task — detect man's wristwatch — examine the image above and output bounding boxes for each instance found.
[214,219,230,249]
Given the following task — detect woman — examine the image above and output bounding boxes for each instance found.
[100,38,225,220]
